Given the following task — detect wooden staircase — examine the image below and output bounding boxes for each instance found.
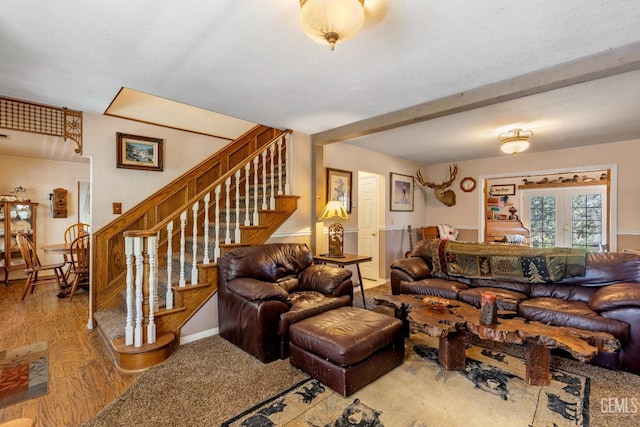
[91,125,297,372]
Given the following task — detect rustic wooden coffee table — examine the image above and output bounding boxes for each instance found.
[374,294,619,385]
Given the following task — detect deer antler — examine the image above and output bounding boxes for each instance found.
[415,164,458,189]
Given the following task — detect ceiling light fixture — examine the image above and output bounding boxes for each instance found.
[498,128,533,157]
[299,0,365,51]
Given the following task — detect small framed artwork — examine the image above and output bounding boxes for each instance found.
[390,172,414,211]
[489,184,516,196]
[116,133,164,171]
[326,168,352,213]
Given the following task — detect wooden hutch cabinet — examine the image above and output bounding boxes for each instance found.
[1,201,38,284]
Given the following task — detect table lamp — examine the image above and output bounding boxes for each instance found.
[318,200,349,257]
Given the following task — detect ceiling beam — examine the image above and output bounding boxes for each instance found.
[312,41,640,145]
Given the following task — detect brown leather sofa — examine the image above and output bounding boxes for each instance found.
[391,239,640,374]
[217,243,353,363]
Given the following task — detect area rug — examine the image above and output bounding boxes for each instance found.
[223,334,589,427]
[0,342,48,408]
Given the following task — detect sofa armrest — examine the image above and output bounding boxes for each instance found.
[589,283,640,311]
[390,257,432,281]
[299,264,352,295]
[227,277,289,303]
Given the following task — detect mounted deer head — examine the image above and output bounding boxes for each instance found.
[415,163,458,206]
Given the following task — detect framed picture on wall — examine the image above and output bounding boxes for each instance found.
[116,133,164,171]
[489,184,516,196]
[390,172,414,211]
[326,168,352,213]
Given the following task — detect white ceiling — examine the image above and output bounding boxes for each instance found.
[1,1,640,165]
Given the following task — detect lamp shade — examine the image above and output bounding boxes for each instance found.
[319,200,349,221]
[499,128,533,157]
[300,0,365,50]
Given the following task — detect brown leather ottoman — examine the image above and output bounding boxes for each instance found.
[289,306,404,396]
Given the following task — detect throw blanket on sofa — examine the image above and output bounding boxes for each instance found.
[430,240,587,283]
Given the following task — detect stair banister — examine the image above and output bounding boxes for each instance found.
[115,130,291,352]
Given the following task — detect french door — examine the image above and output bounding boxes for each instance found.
[522,186,607,250]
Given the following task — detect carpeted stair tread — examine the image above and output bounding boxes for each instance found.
[94,307,127,341]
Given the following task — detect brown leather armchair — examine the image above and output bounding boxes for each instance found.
[217,243,354,363]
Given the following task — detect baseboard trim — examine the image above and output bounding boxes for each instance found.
[180,327,219,345]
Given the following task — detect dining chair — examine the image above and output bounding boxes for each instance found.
[67,234,90,301]
[63,223,90,280]
[16,233,66,301]
[420,226,440,243]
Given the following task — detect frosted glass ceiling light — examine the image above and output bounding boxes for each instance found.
[499,128,533,157]
[300,0,365,51]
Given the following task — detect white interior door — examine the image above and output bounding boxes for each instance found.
[358,174,380,281]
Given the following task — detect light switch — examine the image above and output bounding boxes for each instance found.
[113,202,122,214]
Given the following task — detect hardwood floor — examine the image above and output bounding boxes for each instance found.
[0,279,138,426]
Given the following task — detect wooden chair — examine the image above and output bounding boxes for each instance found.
[63,223,90,280]
[421,226,440,243]
[16,233,66,300]
[67,234,90,301]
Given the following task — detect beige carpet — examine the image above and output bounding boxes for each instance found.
[83,284,640,426]
[223,334,589,426]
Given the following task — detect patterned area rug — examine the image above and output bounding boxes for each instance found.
[0,342,48,408]
[223,334,589,427]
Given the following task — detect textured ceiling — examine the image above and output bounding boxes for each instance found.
[1,1,639,164]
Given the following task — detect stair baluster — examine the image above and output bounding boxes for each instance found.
[253,155,259,225]
[269,144,276,209]
[261,149,268,210]
[224,177,231,244]
[285,133,291,194]
[147,235,157,344]
[165,222,174,310]
[178,211,187,287]
[214,185,221,261]
[244,163,251,226]
[191,202,199,284]
[277,136,283,196]
[134,237,143,347]
[124,237,134,345]
[202,194,211,264]
[234,170,241,243]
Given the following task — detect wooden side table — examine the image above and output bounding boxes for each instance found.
[313,253,373,308]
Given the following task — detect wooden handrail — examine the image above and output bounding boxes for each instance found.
[124,130,292,238]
